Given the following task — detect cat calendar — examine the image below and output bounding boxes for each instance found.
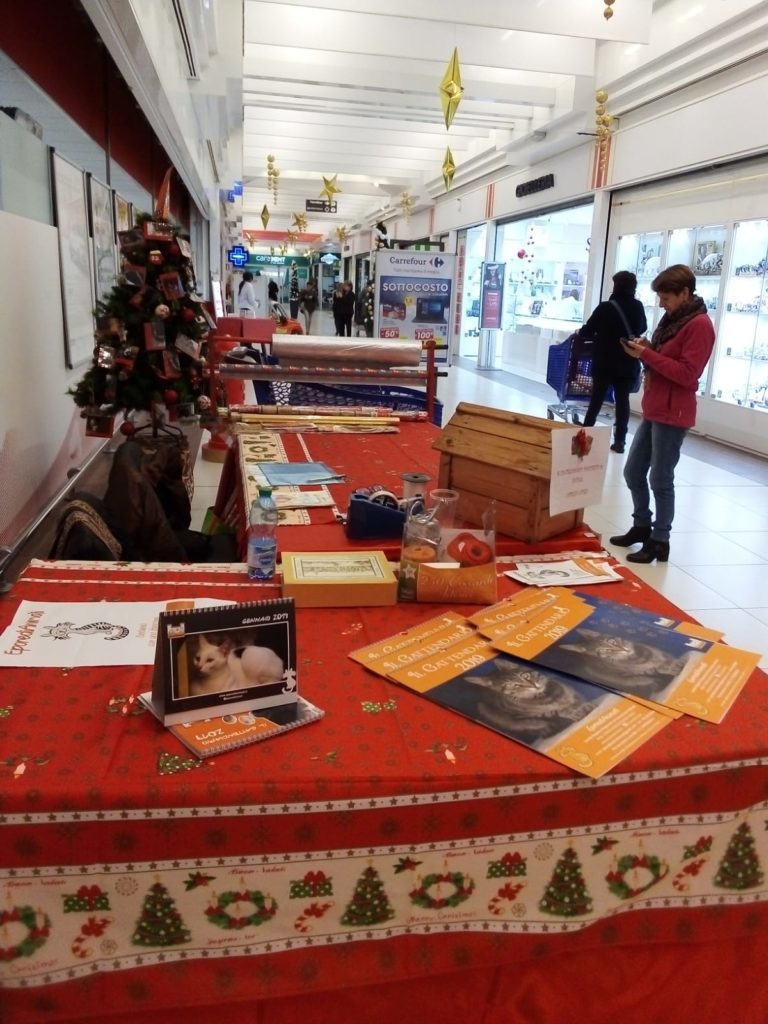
[350,589,761,777]
[141,598,298,726]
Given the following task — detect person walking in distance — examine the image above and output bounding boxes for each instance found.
[299,279,318,333]
[579,271,647,453]
[238,271,258,317]
[610,264,715,564]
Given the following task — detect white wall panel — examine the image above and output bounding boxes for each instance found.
[0,211,99,548]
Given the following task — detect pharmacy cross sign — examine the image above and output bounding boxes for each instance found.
[228,245,249,267]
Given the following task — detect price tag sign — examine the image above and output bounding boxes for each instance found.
[380,327,400,339]
[414,328,434,341]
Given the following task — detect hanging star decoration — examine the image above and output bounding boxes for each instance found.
[291,212,308,233]
[260,204,270,229]
[335,225,350,243]
[320,175,342,201]
[399,191,414,219]
[442,147,456,191]
[439,47,464,130]
[285,230,299,248]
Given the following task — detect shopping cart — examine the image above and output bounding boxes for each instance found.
[545,332,599,423]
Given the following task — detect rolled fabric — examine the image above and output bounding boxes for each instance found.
[271,335,422,368]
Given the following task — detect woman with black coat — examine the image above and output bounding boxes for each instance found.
[579,270,648,453]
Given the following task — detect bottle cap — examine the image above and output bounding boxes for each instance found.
[258,485,273,496]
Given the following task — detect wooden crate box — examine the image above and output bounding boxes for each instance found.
[433,402,583,543]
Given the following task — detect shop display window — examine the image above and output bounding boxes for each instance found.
[495,205,592,329]
[457,223,487,358]
[710,218,768,409]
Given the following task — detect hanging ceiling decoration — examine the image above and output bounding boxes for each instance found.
[285,230,299,248]
[266,154,279,204]
[442,148,456,191]
[438,48,464,130]
[320,175,342,201]
[291,212,308,233]
[594,88,614,177]
[399,191,414,220]
[260,204,270,229]
[335,225,350,243]
[603,0,616,19]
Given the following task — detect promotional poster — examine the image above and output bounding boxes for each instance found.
[374,250,455,363]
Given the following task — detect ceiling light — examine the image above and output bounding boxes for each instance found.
[676,5,703,23]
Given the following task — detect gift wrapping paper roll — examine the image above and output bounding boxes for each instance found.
[271,336,423,368]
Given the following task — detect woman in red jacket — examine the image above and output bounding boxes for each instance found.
[609,264,715,564]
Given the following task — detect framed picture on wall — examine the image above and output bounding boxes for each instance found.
[114,193,132,233]
[51,151,95,368]
[88,174,118,303]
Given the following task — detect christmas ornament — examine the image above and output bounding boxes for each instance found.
[399,191,414,219]
[196,395,212,413]
[154,304,171,319]
[603,0,616,19]
[180,307,196,323]
[335,225,350,243]
[291,212,308,233]
[442,147,456,190]
[163,389,179,405]
[517,249,527,259]
[320,174,341,201]
[167,242,180,257]
[261,205,270,229]
[438,47,464,129]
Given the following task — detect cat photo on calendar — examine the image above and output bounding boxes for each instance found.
[186,631,287,697]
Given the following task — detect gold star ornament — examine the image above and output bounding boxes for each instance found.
[439,48,464,130]
[320,175,342,201]
[442,147,456,191]
[291,212,308,233]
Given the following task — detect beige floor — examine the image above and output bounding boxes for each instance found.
[191,311,768,670]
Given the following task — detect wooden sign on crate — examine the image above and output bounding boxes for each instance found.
[432,403,583,543]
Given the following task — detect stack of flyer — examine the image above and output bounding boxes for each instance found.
[350,588,760,778]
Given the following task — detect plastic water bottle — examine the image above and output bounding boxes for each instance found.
[247,486,279,580]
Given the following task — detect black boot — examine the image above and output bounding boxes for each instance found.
[626,539,670,564]
[610,442,625,453]
[609,524,651,546]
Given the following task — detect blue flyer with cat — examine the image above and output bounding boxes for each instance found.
[488,588,759,723]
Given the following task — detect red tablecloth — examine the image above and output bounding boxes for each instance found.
[214,422,604,559]
[2,562,768,1023]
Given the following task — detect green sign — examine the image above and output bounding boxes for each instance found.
[247,254,309,267]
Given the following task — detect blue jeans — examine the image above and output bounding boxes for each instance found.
[623,419,687,543]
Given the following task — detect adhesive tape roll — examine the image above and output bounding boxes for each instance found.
[368,489,399,510]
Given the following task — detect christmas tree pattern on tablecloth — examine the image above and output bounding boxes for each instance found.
[340,865,395,927]
[538,847,594,917]
[132,882,191,947]
[713,821,764,890]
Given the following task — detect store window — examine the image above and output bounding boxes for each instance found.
[457,223,487,358]
[493,203,593,377]
[711,219,768,409]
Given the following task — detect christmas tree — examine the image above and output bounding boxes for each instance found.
[132,881,191,947]
[713,821,764,890]
[538,847,593,917]
[340,865,395,926]
[69,169,212,434]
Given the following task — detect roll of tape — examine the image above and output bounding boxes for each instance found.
[368,489,399,510]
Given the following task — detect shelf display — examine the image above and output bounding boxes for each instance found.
[710,218,768,409]
[614,219,768,412]
[457,223,487,359]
